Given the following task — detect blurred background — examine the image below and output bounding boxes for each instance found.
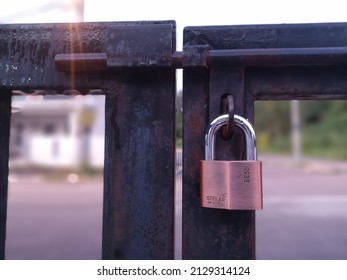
[2,0,347,260]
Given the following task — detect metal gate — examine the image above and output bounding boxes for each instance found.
[1,21,347,260]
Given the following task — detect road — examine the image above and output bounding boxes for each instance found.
[5,154,347,259]
[5,177,103,260]
[257,155,347,259]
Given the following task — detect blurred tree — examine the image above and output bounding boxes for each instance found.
[301,100,330,124]
[255,99,347,159]
[255,101,291,153]
[255,101,290,136]
[176,91,183,141]
[301,100,347,159]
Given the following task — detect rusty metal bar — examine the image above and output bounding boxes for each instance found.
[101,23,176,260]
[207,47,347,67]
[0,22,108,90]
[55,46,347,72]
[102,68,176,259]
[54,24,174,72]
[55,53,107,71]
[107,24,173,68]
[246,65,347,100]
[183,65,255,259]
[0,91,11,259]
[184,22,347,50]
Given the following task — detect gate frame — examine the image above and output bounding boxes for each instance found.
[2,21,347,260]
[0,21,176,260]
[182,22,347,259]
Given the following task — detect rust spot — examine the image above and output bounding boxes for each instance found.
[186,103,205,136]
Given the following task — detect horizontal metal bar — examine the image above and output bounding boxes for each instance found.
[246,65,347,100]
[55,53,107,71]
[184,46,347,68]
[207,47,347,67]
[55,47,347,71]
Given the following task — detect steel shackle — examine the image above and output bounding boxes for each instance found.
[205,114,257,161]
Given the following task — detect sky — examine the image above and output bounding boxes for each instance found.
[0,0,79,23]
[84,0,347,26]
[1,0,347,50]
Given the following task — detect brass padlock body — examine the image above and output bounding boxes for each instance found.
[201,160,262,210]
[200,114,263,210]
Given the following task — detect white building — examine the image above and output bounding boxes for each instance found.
[10,94,104,169]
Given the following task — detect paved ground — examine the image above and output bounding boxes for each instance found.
[257,155,347,259]
[5,178,103,260]
[5,153,347,259]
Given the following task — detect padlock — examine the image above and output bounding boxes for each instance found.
[200,114,263,210]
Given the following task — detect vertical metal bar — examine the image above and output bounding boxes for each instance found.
[182,68,209,259]
[183,65,255,259]
[0,91,11,260]
[102,69,176,259]
[209,67,255,259]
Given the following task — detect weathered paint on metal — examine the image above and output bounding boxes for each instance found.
[183,23,347,50]
[0,21,175,91]
[55,53,107,71]
[101,23,176,260]
[206,47,347,67]
[55,24,174,72]
[0,91,11,260]
[102,68,176,259]
[107,24,173,68]
[246,66,347,100]
[0,23,106,90]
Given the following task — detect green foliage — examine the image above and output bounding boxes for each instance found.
[255,101,290,137]
[255,100,347,159]
[301,100,347,159]
[176,91,183,139]
[176,137,182,148]
[301,100,329,124]
[255,101,291,153]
